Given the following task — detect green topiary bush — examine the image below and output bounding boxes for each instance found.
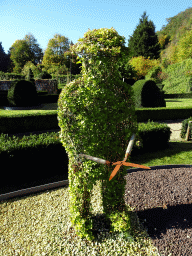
[7,79,39,107]
[132,79,166,108]
[57,27,138,241]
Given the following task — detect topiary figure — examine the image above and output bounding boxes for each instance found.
[57,27,139,241]
[7,79,39,107]
[132,79,166,108]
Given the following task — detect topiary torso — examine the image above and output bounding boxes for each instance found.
[7,79,38,107]
[57,28,138,241]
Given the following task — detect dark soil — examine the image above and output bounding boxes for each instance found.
[123,166,192,256]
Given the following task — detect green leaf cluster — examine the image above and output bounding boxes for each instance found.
[57,27,138,241]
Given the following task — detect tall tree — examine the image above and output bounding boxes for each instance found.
[42,34,70,68]
[23,33,44,66]
[0,42,11,73]
[9,40,34,74]
[128,11,161,59]
[42,34,81,75]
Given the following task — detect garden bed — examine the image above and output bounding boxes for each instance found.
[123,165,192,256]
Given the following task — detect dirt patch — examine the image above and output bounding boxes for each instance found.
[124,166,192,255]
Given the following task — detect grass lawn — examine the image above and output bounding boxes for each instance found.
[165,98,192,108]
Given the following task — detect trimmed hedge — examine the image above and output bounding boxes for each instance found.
[180,117,192,139]
[132,79,166,108]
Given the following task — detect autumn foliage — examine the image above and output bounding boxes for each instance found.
[128,56,160,79]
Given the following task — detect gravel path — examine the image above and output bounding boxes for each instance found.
[123,165,192,256]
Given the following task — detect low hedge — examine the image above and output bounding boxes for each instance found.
[180,117,192,139]
[0,121,171,167]
[135,107,192,122]
[0,121,171,194]
[164,93,192,99]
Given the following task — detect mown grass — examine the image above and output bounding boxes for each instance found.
[165,98,192,108]
[130,140,192,168]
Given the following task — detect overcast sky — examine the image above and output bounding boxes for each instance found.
[1,0,191,55]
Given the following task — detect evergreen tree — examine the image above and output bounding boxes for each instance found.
[128,11,161,59]
[0,42,10,73]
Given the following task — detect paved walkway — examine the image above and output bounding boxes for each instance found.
[153,119,185,141]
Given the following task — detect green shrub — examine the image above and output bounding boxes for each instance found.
[7,79,39,107]
[132,79,166,108]
[145,66,162,84]
[26,68,35,86]
[36,71,52,80]
[161,58,192,94]
[186,77,192,93]
[132,120,171,155]
[180,117,192,139]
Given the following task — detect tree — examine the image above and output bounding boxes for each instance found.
[173,30,192,63]
[42,34,71,74]
[128,11,161,59]
[63,41,82,75]
[21,61,41,79]
[9,40,34,74]
[23,33,44,66]
[0,42,11,73]
[129,56,160,79]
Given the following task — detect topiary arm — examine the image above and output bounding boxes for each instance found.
[79,134,150,181]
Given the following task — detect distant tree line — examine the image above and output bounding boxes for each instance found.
[4,11,188,81]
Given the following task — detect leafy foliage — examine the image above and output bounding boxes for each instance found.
[145,66,162,83]
[9,40,34,74]
[23,33,44,66]
[161,58,192,94]
[58,27,138,241]
[42,34,72,75]
[128,11,161,59]
[157,7,192,65]
[36,71,52,79]
[172,30,192,63]
[21,61,41,79]
[128,56,160,79]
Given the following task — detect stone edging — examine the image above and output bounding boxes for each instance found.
[0,165,192,202]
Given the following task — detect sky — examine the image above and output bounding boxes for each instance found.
[1,0,191,57]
